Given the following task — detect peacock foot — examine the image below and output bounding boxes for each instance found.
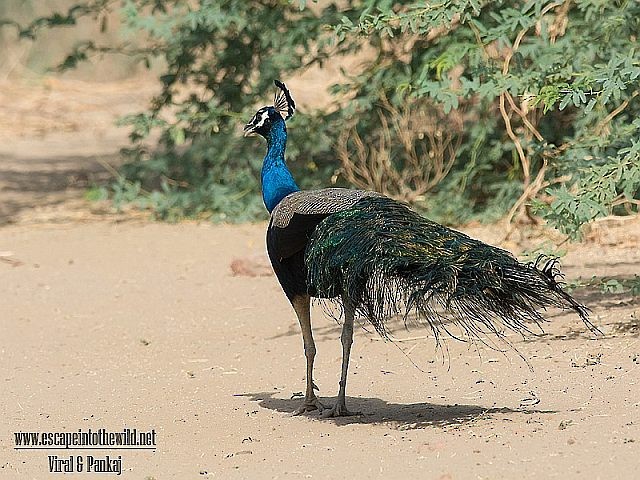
[320,401,361,418]
[290,397,325,416]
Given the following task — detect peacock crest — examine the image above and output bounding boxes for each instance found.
[273,80,295,120]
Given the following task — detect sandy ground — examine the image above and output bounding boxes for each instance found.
[0,77,158,226]
[1,78,640,479]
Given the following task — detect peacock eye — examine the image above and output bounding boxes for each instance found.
[252,110,270,129]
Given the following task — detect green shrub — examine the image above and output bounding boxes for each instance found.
[3,0,639,235]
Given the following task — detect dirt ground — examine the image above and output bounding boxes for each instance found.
[1,78,639,479]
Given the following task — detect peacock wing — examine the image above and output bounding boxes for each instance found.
[268,188,381,260]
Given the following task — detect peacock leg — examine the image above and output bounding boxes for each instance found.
[322,297,360,418]
[290,294,325,415]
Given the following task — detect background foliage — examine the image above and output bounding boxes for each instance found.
[2,0,639,235]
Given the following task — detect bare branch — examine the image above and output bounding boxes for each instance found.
[336,96,463,203]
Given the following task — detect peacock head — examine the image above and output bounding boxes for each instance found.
[243,80,295,138]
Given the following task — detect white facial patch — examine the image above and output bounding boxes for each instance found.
[252,110,270,129]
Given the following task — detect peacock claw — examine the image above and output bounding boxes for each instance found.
[320,402,361,418]
[290,398,325,416]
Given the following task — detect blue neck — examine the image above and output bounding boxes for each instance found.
[261,119,299,212]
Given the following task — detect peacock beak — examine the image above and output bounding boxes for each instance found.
[243,123,257,137]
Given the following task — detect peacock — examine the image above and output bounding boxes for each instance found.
[243,80,596,418]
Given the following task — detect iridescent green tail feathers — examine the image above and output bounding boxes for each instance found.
[305,196,596,343]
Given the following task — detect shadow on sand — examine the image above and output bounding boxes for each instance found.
[0,153,117,224]
[237,391,555,429]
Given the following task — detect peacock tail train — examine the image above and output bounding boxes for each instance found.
[305,196,595,343]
